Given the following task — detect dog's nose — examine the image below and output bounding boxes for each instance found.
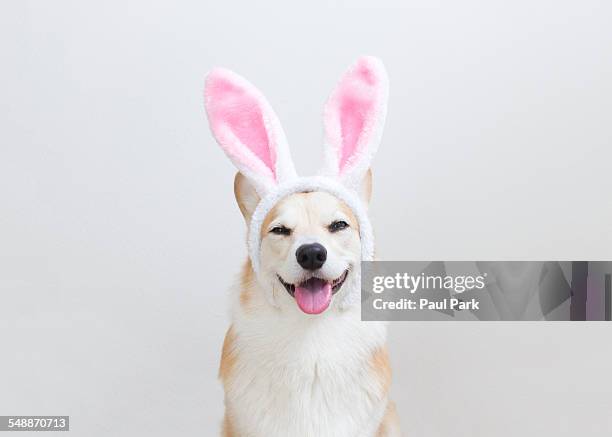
[296,243,327,270]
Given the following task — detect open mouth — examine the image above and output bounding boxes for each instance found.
[278,270,349,314]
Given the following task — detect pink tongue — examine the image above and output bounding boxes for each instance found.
[294,278,332,314]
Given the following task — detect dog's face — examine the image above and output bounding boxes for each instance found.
[235,171,371,315]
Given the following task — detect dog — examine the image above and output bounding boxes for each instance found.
[204,56,400,436]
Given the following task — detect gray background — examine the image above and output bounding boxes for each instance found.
[1,1,611,436]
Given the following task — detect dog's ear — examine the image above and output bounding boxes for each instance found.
[234,172,260,224]
[205,68,297,197]
[359,168,373,205]
[321,56,388,191]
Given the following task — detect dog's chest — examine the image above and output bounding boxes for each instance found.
[226,312,387,437]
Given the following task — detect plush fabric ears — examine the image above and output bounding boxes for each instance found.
[321,56,389,190]
[204,68,297,196]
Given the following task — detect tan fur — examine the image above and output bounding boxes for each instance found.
[262,192,359,233]
[376,401,400,437]
[361,168,373,203]
[260,202,283,239]
[239,259,254,310]
[219,325,239,435]
[221,413,235,437]
[339,199,360,231]
[370,346,392,394]
[234,172,260,223]
[219,326,237,384]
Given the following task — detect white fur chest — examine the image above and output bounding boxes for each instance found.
[223,298,388,437]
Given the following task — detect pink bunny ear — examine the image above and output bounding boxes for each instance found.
[322,56,388,188]
[204,68,296,196]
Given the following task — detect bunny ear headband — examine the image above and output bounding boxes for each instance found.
[204,56,388,275]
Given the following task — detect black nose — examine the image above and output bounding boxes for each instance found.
[296,243,327,270]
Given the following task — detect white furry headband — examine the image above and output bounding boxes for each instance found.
[204,56,388,273]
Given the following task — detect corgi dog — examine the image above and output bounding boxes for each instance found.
[204,57,400,437]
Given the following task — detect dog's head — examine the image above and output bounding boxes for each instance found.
[235,171,372,314]
[204,56,388,314]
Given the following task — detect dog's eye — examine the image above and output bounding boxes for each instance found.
[329,220,349,233]
[270,225,291,236]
